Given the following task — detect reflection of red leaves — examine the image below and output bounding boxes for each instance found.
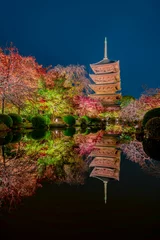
[0,155,38,211]
[74,130,104,155]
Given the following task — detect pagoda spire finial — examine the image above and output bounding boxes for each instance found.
[104,37,108,59]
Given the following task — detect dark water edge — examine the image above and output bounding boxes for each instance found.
[1,154,160,239]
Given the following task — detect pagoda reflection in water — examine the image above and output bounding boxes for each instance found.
[89,134,121,204]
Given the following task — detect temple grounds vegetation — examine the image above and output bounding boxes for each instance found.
[0,45,160,133]
[1,45,160,211]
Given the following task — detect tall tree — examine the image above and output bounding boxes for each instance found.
[50,64,91,95]
[34,64,92,118]
[0,45,45,113]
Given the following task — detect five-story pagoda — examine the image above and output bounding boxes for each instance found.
[89,38,121,109]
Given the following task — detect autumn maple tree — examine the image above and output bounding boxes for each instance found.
[73,95,105,117]
[0,45,45,113]
[120,88,160,123]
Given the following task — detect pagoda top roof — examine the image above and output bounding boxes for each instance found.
[91,58,117,66]
[91,176,118,182]
[91,37,119,66]
[91,176,110,182]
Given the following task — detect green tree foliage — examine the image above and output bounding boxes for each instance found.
[30,130,48,140]
[0,114,13,128]
[0,131,13,145]
[31,115,48,129]
[23,130,87,184]
[27,77,75,118]
[8,113,23,125]
[62,115,76,126]
[63,127,76,136]
[10,132,22,143]
[120,95,135,108]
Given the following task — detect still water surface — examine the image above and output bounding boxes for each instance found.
[0,128,160,239]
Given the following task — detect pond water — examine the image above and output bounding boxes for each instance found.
[0,127,160,239]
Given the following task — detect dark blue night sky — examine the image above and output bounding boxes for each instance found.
[0,0,160,98]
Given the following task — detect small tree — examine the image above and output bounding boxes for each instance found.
[120,95,135,108]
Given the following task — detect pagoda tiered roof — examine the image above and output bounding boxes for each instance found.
[95,135,119,146]
[89,146,121,158]
[89,82,121,94]
[89,132,121,203]
[90,60,119,74]
[89,157,120,169]
[89,71,120,84]
[90,167,120,180]
[91,58,115,65]
[89,93,121,104]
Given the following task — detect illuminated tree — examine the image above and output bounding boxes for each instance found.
[31,64,91,118]
[0,45,45,113]
[139,92,160,111]
[51,64,91,95]
[73,95,105,117]
[120,140,160,178]
[120,88,160,123]
[120,95,135,108]
[120,99,145,122]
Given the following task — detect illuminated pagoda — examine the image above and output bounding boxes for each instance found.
[89,37,121,108]
[89,134,121,203]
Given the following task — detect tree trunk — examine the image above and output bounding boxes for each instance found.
[1,96,5,114]
[18,107,20,115]
[2,145,5,167]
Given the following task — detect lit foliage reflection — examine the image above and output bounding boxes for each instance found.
[0,142,39,210]
[0,129,94,211]
[1,126,160,211]
[121,140,160,178]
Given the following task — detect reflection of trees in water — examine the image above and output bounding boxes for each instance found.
[0,131,91,211]
[39,155,88,185]
[121,140,160,178]
[0,143,39,211]
[25,135,88,185]
[74,130,104,156]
